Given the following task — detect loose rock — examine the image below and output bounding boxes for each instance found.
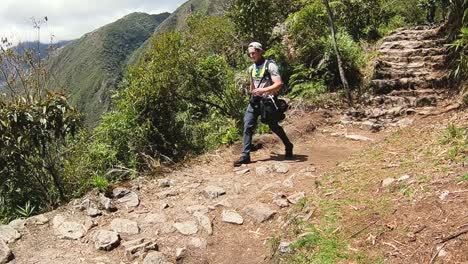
[77,198,91,211]
[111,219,139,235]
[221,210,244,225]
[0,225,21,243]
[188,237,207,249]
[52,215,65,229]
[27,214,49,225]
[112,187,130,198]
[397,174,410,181]
[100,194,116,212]
[124,240,158,259]
[235,168,250,175]
[439,190,450,201]
[203,186,226,199]
[157,190,179,199]
[143,251,170,264]
[0,239,13,264]
[186,205,209,215]
[176,247,187,261]
[382,177,396,187]
[282,178,294,188]
[287,192,306,204]
[157,178,174,188]
[87,207,102,217]
[84,219,98,232]
[93,230,120,251]
[118,192,140,207]
[255,165,273,176]
[345,134,374,142]
[273,198,290,208]
[214,199,232,208]
[397,118,414,128]
[56,221,85,240]
[194,212,212,235]
[8,219,26,231]
[274,163,290,174]
[144,213,167,224]
[243,203,276,223]
[173,221,198,236]
[278,241,292,254]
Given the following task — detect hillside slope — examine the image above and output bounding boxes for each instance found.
[46,12,170,126]
[127,0,230,66]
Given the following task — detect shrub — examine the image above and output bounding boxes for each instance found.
[440,123,468,161]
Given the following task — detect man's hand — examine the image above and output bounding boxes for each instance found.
[251,88,266,96]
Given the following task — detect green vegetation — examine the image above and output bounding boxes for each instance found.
[0,39,80,222]
[440,123,468,161]
[127,0,231,65]
[459,173,468,182]
[63,15,246,184]
[1,0,465,226]
[46,12,170,126]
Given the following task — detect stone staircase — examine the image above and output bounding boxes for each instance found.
[343,25,451,130]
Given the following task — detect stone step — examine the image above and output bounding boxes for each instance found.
[383,33,445,42]
[371,76,448,94]
[380,39,446,50]
[380,47,447,57]
[378,55,447,64]
[374,69,446,79]
[376,60,445,71]
[368,94,439,108]
[383,28,443,41]
[388,88,445,97]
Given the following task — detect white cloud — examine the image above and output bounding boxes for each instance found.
[0,0,186,45]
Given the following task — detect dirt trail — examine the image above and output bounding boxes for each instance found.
[3,110,383,264]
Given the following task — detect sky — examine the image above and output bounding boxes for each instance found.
[0,0,187,45]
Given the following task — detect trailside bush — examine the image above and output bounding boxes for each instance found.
[69,16,248,183]
[0,94,79,222]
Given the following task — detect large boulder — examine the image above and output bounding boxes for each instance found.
[0,240,13,264]
[0,226,21,243]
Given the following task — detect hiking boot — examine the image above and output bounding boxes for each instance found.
[233,156,251,167]
[285,143,294,160]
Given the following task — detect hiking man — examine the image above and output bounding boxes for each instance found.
[234,42,293,166]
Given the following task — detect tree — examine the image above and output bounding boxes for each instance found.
[0,37,79,222]
[322,0,353,106]
[227,0,277,48]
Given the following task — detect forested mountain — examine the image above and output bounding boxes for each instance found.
[127,0,231,66]
[46,12,170,125]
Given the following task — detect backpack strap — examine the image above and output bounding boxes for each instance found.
[250,59,271,89]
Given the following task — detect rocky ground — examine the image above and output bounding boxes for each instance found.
[0,26,466,264]
[0,108,383,264]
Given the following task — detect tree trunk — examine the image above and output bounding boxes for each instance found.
[322,0,353,107]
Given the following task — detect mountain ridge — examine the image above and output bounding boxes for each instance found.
[45,12,170,126]
[127,0,231,66]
